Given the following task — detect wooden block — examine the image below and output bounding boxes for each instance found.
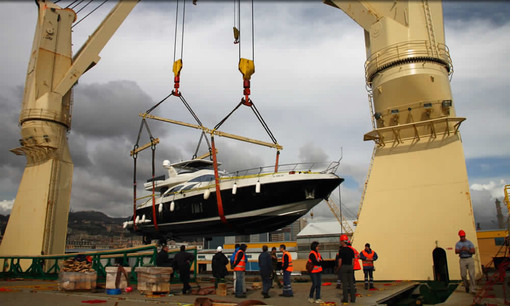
[135,267,172,293]
[150,282,170,292]
[105,267,131,289]
[216,283,227,296]
[251,282,262,289]
[58,271,97,291]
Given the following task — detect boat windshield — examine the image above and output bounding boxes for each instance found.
[167,185,184,193]
[181,183,198,191]
[188,174,215,183]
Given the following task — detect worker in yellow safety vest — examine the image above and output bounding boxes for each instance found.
[232,244,247,298]
[279,244,294,297]
[360,243,378,289]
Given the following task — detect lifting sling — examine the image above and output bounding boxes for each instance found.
[209,0,280,225]
[132,117,160,232]
[130,0,211,233]
[131,90,211,233]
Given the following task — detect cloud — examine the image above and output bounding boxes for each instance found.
[298,142,329,163]
[0,1,509,231]
[471,180,507,199]
[0,199,14,215]
[443,2,510,27]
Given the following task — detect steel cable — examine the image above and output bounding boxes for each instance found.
[72,0,108,28]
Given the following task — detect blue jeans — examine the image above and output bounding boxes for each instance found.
[282,270,293,296]
[235,271,245,296]
[309,272,322,299]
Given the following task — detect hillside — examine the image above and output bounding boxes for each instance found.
[0,211,130,238]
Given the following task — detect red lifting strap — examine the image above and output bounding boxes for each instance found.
[211,137,228,225]
[151,178,159,231]
[274,150,280,173]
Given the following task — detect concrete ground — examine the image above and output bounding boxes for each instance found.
[0,275,505,305]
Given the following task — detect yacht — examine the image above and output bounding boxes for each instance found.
[124,159,343,242]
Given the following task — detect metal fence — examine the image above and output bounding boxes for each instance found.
[0,244,198,284]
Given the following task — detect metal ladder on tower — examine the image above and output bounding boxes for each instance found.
[356,92,378,223]
[422,0,439,57]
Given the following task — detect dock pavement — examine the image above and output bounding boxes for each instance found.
[0,276,505,305]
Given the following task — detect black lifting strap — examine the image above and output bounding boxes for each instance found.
[145,93,173,115]
[213,100,244,131]
[249,101,277,145]
[193,131,212,160]
[214,98,278,146]
[143,91,212,159]
[177,94,212,157]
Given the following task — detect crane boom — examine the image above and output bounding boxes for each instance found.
[325,198,354,234]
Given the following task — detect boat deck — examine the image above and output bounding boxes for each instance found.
[0,275,503,305]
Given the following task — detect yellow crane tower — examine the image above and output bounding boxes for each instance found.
[325,0,480,280]
[0,1,139,264]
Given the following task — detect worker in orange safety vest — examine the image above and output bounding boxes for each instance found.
[279,244,294,297]
[360,243,378,289]
[232,244,247,298]
[308,241,324,304]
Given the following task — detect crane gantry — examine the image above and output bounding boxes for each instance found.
[0,0,479,281]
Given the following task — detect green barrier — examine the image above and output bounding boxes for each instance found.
[0,244,197,284]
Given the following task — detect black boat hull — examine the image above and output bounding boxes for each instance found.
[128,176,343,240]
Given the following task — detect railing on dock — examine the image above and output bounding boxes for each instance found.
[0,244,198,284]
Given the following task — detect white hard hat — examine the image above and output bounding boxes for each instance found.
[216,246,223,252]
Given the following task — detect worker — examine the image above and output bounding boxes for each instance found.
[334,245,343,289]
[212,246,229,289]
[232,243,247,298]
[338,235,356,304]
[230,243,240,293]
[346,240,361,282]
[360,243,378,289]
[308,241,324,304]
[279,244,294,297]
[230,243,240,267]
[258,245,273,298]
[271,247,282,288]
[173,245,194,294]
[156,244,173,267]
[455,230,477,294]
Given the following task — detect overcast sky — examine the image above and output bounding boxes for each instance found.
[0,1,509,230]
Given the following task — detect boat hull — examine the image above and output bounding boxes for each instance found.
[128,175,342,240]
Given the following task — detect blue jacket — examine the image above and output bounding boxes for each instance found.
[258,251,272,277]
[230,247,240,264]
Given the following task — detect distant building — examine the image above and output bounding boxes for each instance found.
[476,229,508,268]
[296,220,356,260]
[204,217,308,249]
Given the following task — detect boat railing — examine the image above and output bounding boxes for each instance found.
[136,161,340,202]
[228,161,340,178]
